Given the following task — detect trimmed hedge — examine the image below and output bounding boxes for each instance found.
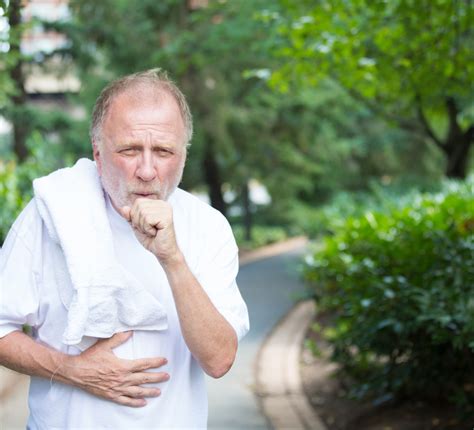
[303,177,474,411]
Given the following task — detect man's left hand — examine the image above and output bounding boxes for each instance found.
[120,198,181,264]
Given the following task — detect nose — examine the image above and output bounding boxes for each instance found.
[136,151,157,182]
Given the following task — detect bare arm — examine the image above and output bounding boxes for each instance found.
[121,200,238,378]
[0,330,169,407]
[162,253,237,378]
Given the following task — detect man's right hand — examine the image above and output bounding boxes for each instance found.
[65,331,169,407]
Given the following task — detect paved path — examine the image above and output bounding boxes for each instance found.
[0,244,308,429]
[208,245,308,429]
[0,368,29,429]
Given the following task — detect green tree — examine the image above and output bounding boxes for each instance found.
[1,0,29,161]
[0,0,77,163]
[38,0,444,240]
[0,1,15,110]
[272,0,474,178]
[60,0,329,226]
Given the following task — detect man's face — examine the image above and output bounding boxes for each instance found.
[93,89,187,210]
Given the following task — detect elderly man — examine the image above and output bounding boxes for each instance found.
[0,69,249,429]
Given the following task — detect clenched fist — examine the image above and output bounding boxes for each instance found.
[119,198,181,264]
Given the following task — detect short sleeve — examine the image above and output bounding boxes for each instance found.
[0,202,41,338]
[195,215,249,342]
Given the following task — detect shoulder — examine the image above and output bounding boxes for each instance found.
[0,198,42,260]
[170,188,229,228]
[170,189,236,257]
[8,198,42,241]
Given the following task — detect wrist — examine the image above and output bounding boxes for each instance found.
[159,250,185,272]
[56,353,80,386]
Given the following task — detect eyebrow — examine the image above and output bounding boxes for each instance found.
[117,142,175,151]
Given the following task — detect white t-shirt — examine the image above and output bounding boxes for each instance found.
[0,188,249,429]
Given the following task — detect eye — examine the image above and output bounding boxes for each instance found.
[155,148,173,157]
[120,148,139,155]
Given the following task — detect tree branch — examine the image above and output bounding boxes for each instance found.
[343,85,424,135]
[415,94,445,150]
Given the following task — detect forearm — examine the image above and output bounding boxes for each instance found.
[162,253,237,378]
[120,199,238,377]
[0,330,72,385]
[0,330,170,407]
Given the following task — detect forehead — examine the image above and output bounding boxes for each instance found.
[103,88,185,144]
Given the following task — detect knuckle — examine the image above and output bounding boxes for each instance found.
[105,391,115,400]
[132,389,144,399]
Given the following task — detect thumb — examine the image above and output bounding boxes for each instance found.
[104,331,133,349]
[119,206,131,221]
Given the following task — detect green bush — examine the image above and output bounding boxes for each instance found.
[291,176,443,239]
[233,224,288,251]
[0,132,67,245]
[303,176,474,412]
[0,160,24,245]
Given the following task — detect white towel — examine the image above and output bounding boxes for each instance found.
[33,158,168,350]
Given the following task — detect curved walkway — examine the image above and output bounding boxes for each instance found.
[208,238,310,429]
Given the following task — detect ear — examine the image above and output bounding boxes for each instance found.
[92,140,102,175]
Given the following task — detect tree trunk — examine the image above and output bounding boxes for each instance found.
[444,136,472,179]
[242,181,252,241]
[7,0,28,162]
[203,141,227,216]
[442,98,473,179]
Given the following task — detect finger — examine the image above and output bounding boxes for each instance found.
[119,206,131,222]
[130,199,143,227]
[129,357,168,372]
[124,386,161,399]
[115,396,147,408]
[143,219,158,237]
[129,201,168,241]
[139,208,156,236]
[128,371,170,385]
[103,331,133,349]
[134,207,158,237]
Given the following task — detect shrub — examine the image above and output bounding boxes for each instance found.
[303,176,474,412]
[0,160,24,245]
[233,224,288,251]
[0,132,66,245]
[291,176,443,239]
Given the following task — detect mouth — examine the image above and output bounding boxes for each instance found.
[133,192,158,199]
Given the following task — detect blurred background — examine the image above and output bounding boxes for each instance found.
[1,0,472,247]
[0,0,473,428]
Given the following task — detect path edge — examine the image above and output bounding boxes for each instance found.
[255,300,327,430]
[239,236,308,267]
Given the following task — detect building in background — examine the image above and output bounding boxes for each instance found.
[22,0,79,95]
[0,0,80,138]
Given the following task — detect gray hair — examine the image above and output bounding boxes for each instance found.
[90,68,193,147]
